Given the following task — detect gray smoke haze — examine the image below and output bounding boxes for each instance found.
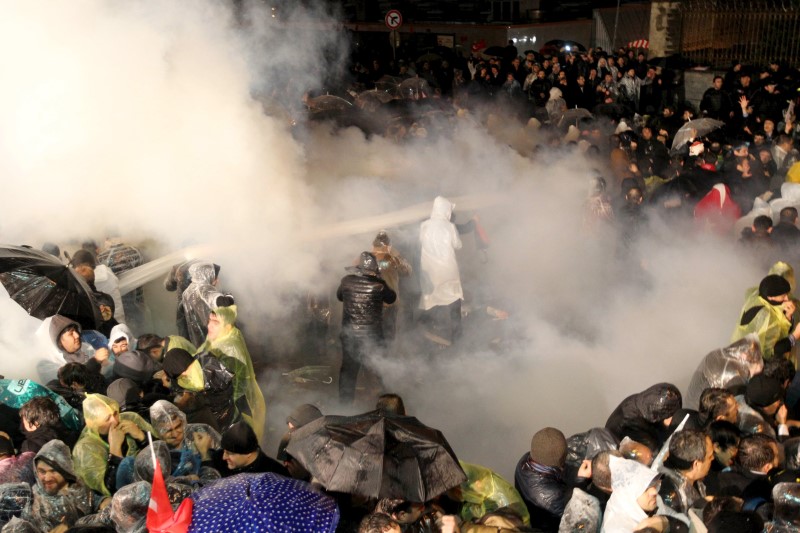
[0,0,772,482]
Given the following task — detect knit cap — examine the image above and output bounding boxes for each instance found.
[530,427,567,468]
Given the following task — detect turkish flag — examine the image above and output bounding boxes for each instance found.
[146,459,193,533]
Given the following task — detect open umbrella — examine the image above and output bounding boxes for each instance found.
[188,473,339,533]
[398,77,432,100]
[671,118,725,151]
[0,245,101,330]
[355,89,396,111]
[307,95,352,113]
[374,75,403,93]
[286,411,466,502]
[482,46,506,58]
[417,52,443,63]
[559,108,593,127]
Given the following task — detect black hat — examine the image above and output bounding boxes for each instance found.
[759,274,791,299]
[745,375,784,408]
[162,348,195,379]
[113,351,155,385]
[221,421,259,455]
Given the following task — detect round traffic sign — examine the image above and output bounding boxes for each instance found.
[385,9,402,29]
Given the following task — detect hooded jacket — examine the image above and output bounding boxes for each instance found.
[196,305,266,444]
[601,457,661,532]
[419,197,463,310]
[48,315,95,365]
[24,440,104,531]
[181,262,234,347]
[731,287,793,361]
[93,265,125,323]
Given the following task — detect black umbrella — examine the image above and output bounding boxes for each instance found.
[482,46,507,58]
[286,411,466,502]
[0,245,102,330]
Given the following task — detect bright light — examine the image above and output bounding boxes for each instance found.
[512,38,518,43]
[532,36,537,43]
[565,45,571,52]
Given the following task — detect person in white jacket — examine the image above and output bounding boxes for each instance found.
[419,196,463,344]
[69,249,125,323]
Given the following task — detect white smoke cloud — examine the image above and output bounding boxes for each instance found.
[0,0,774,484]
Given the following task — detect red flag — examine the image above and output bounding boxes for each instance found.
[146,459,193,533]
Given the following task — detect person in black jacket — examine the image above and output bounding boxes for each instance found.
[336,252,396,405]
[201,421,288,478]
[514,426,568,532]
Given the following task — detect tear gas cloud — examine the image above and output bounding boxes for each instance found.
[0,0,769,481]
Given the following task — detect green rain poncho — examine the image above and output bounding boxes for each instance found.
[456,461,530,526]
[197,305,266,442]
[72,394,154,497]
[732,267,796,361]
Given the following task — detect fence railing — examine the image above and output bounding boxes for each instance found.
[679,0,800,68]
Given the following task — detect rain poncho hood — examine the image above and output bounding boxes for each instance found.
[419,196,463,310]
[73,394,154,496]
[197,305,266,444]
[633,383,682,423]
[769,482,800,530]
[182,261,229,347]
[601,457,662,533]
[685,335,763,409]
[109,323,135,348]
[34,439,77,484]
[457,461,530,526]
[150,400,222,452]
[48,315,80,353]
[110,481,150,533]
[25,440,104,531]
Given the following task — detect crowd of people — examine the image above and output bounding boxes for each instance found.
[3,42,800,532]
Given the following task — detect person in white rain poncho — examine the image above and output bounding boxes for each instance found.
[601,456,688,533]
[419,196,464,344]
[181,261,234,347]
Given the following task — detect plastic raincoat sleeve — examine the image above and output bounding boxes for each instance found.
[458,462,530,526]
[559,488,601,533]
[731,299,791,360]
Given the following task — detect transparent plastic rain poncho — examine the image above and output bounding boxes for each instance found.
[457,461,530,526]
[764,482,800,532]
[110,481,150,533]
[559,488,602,533]
[731,280,793,361]
[197,305,266,441]
[25,440,104,531]
[132,442,194,506]
[149,400,221,482]
[181,261,231,347]
[72,394,154,497]
[784,437,800,470]
[419,196,463,310]
[0,483,31,527]
[684,335,763,409]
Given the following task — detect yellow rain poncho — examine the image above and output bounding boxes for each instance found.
[72,394,153,497]
[732,265,797,362]
[197,305,266,442]
[456,461,530,526]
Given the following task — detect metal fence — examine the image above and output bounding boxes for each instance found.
[679,0,800,68]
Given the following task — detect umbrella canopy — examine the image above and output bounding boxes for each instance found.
[416,52,443,63]
[671,118,725,150]
[307,95,352,113]
[188,473,339,533]
[286,411,466,502]
[374,75,403,93]
[0,245,102,330]
[398,78,432,100]
[355,90,396,111]
[559,108,593,126]
[482,46,506,58]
